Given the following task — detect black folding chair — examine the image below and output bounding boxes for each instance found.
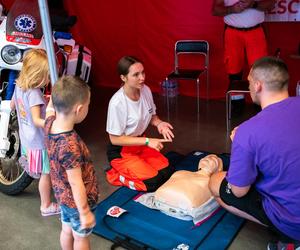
[166,40,209,113]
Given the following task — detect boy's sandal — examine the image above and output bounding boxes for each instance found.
[41,202,61,217]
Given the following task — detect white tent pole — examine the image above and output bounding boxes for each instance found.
[38,0,58,85]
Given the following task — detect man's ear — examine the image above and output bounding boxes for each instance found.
[255,80,263,93]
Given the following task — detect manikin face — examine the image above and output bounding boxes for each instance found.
[122,62,145,90]
[247,70,260,105]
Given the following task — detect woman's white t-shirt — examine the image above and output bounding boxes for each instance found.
[106,84,156,136]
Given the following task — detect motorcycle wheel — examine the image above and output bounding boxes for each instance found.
[0,113,33,195]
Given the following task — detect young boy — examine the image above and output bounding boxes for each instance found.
[45,76,99,250]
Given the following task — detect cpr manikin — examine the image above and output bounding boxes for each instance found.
[136,154,223,224]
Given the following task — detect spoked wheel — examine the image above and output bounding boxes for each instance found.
[0,113,33,195]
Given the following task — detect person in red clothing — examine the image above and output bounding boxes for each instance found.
[212,0,275,114]
[106,56,174,191]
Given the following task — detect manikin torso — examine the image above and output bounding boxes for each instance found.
[154,155,223,210]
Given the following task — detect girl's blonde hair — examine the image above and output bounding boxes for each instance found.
[16,49,49,90]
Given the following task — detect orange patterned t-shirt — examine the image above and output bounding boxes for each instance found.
[45,116,98,208]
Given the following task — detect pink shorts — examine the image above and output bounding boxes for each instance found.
[21,147,50,177]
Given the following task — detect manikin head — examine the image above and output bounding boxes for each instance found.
[197,154,223,176]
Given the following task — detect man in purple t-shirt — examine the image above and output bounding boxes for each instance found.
[209,56,300,249]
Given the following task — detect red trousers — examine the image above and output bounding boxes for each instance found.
[224,26,268,74]
[106,145,171,191]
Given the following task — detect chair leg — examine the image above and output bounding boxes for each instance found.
[226,92,231,133]
[206,71,209,100]
[197,78,200,114]
[166,77,170,121]
[228,94,232,120]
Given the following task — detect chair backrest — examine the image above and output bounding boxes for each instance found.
[174,40,209,71]
[227,80,249,91]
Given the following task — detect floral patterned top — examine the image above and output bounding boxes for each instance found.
[45,116,98,208]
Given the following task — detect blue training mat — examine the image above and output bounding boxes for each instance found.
[94,151,244,250]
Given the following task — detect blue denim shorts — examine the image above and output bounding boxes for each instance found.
[60,204,96,237]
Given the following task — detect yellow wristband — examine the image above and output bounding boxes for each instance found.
[145,137,149,146]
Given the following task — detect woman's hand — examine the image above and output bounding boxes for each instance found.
[147,138,171,151]
[157,122,174,141]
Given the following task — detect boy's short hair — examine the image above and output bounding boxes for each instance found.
[52,76,90,114]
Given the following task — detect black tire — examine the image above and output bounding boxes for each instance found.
[0,112,33,195]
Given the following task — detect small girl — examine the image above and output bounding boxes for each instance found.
[11,49,60,216]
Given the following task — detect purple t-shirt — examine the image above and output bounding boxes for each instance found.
[227,97,300,240]
[13,86,46,150]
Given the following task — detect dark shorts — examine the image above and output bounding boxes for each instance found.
[219,178,295,243]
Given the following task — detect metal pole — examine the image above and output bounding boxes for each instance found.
[38,0,58,85]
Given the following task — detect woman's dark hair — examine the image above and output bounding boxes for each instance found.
[117,56,142,76]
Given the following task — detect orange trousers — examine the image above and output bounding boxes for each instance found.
[106,145,172,191]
